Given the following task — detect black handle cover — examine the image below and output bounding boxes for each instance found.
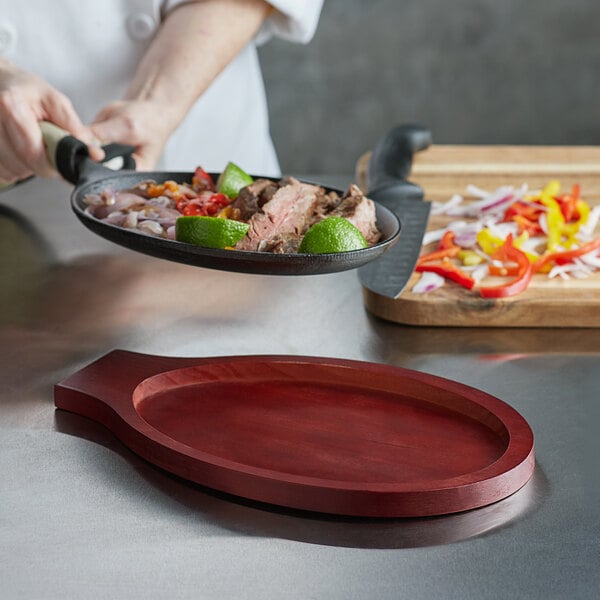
[101,143,137,169]
[55,136,136,186]
[366,124,432,204]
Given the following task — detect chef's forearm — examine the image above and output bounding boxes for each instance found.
[124,0,271,130]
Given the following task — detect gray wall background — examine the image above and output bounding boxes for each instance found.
[258,0,600,175]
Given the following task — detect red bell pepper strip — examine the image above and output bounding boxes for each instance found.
[417,231,460,265]
[556,184,581,222]
[503,200,544,223]
[439,230,457,250]
[479,234,533,298]
[192,167,215,191]
[533,236,600,272]
[181,193,230,216]
[512,214,544,235]
[416,258,475,290]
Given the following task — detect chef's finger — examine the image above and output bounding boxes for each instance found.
[90,112,140,147]
[91,108,166,170]
[0,116,41,179]
[41,92,105,162]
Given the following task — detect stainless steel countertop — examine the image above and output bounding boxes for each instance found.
[1,176,598,599]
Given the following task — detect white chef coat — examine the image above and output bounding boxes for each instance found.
[0,0,323,177]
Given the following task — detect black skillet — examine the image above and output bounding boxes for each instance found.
[43,122,402,275]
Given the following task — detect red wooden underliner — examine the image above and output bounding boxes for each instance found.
[54,351,535,518]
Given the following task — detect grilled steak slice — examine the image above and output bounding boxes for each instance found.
[236,178,324,251]
[311,189,343,221]
[231,178,281,220]
[328,184,381,244]
[262,232,303,254]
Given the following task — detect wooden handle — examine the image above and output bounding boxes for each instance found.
[39,121,71,169]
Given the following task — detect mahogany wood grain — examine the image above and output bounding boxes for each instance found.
[54,350,535,517]
[356,145,600,327]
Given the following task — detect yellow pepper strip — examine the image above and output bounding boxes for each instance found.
[541,180,561,198]
[476,228,537,262]
[538,182,591,250]
[539,181,566,251]
[476,228,502,254]
[545,206,565,250]
[562,199,590,245]
[458,250,484,266]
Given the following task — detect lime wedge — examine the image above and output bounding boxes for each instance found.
[175,216,249,249]
[216,162,254,199]
[298,217,368,254]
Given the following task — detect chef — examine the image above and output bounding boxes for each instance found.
[0,0,323,183]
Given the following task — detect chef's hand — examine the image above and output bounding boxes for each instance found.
[0,59,104,184]
[90,99,174,171]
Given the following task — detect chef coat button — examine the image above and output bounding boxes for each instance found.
[0,22,17,55]
[126,13,157,41]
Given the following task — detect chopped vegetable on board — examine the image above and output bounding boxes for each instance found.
[411,180,600,298]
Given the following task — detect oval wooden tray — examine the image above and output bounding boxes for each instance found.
[54,351,535,517]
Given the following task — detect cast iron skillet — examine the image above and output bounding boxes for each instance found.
[45,123,402,276]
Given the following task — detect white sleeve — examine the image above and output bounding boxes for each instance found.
[160,1,323,45]
[255,0,324,45]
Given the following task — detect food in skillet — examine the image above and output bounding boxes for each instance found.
[83,163,381,254]
[411,180,600,298]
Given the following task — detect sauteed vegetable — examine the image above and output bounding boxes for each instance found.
[83,162,381,254]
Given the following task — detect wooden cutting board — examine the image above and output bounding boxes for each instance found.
[356,145,600,327]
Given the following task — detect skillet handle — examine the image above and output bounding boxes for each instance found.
[366,124,432,205]
[40,121,136,185]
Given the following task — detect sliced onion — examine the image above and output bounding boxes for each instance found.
[577,250,600,268]
[103,211,127,226]
[138,220,164,236]
[519,236,545,256]
[447,186,520,217]
[421,221,480,248]
[123,211,139,228]
[431,194,463,215]
[421,227,448,246]
[412,271,445,294]
[571,259,595,276]
[548,261,593,280]
[486,221,519,239]
[83,193,104,206]
[580,205,600,238]
[538,213,548,235]
[465,184,490,198]
[453,229,479,248]
[471,264,490,284]
[548,266,571,280]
